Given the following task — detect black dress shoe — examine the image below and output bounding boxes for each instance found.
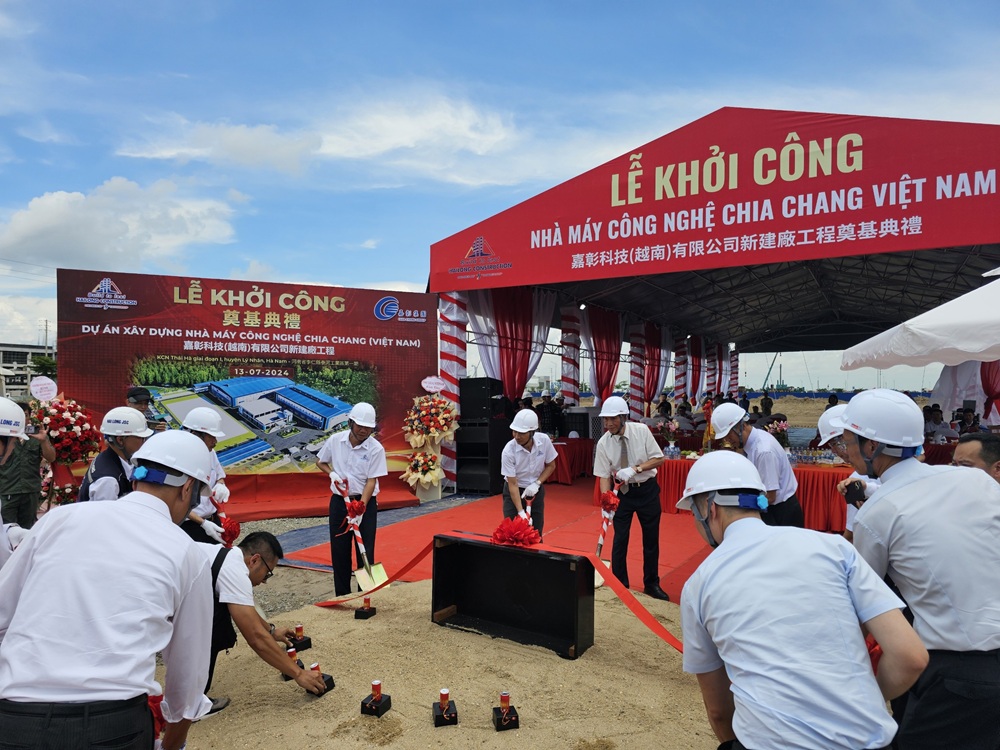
[644,585,670,601]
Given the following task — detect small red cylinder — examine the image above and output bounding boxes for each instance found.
[295,623,304,638]
[363,596,371,609]
[310,662,320,672]
[286,647,297,660]
[372,680,382,700]
[439,688,449,709]
[500,691,510,710]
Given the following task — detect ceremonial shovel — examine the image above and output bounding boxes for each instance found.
[335,479,389,592]
[593,481,622,588]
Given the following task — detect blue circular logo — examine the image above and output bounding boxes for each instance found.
[373,296,399,321]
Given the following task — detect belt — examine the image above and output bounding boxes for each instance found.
[0,693,148,717]
[626,478,651,487]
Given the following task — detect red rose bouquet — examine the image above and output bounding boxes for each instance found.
[401,394,459,448]
[399,450,445,489]
[33,398,102,464]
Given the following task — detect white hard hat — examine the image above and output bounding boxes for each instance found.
[711,402,748,439]
[349,402,377,428]
[131,430,213,494]
[510,409,539,433]
[182,407,225,438]
[829,389,923,448]
[541,389,551,397]
[817,404,848,446]
[101,407,154,438]
[599,395,629,418]
[677,451,766,511]
[0,397,26,439]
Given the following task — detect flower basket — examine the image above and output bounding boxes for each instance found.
[400,451,445,491]
[32,398,102,468]
[401,395,458,449]
[765,420,790,448]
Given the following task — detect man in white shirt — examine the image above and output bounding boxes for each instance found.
[833,388,1000,750]
[711,403,803,527]
[77,407,153,502]
[199,531,326,713]
[592,396,669,600]
[952,432,1000,484]
[679,450,927,750]
[315,402,387,597]
[817,405,881,542]
[500,410,557,539]
[180,407,230,545]
[0,430,215,750]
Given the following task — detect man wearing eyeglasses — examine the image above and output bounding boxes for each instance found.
[198,532,327,715]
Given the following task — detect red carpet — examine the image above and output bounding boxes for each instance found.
[224,474,418,521]
[285,478,710,601]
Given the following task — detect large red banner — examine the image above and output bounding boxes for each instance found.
[430,107,1000,291]
[57,270,437,506]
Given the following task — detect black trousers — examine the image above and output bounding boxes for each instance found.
[896,648,1000,750]
[610,477,661,590]
[0,694,153,750]
[733,741,890,750]
[329,494,378,596]
[501,483,545,538]
[760,494,804,528]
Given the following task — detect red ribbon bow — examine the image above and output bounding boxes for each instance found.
[600,490,620,513]
[491,516,541,547]
[346,500,366,519]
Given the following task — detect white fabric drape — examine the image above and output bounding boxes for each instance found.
[466,289,500,381]
[527,290,557,383]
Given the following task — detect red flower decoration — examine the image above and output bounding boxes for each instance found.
[147,695,167,737]
[491,516,541,547]
[346,500,366,518]
[600,490,620,513]
[219,516,241,547]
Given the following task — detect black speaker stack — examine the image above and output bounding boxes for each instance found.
[456,377,509,495]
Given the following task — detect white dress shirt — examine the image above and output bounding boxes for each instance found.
[191,451,226,518]
[745,427,798,503]
[197,542,254,607]
[682,518,901,750]
[593,421,661,482]
[317,430,387,496]
[500,432,558,486]
[0,492,214,722]
[854,459,1000,651]
[88,454,134,502]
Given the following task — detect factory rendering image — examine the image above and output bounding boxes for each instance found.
[196,376,352,432]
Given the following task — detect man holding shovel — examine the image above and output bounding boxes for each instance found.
[316,403,387,597]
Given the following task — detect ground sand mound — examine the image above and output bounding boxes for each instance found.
[183,578,716,749]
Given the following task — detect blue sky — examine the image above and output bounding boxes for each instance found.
[2,0,999,390]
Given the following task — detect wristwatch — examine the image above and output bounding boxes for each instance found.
[268,623,276,636]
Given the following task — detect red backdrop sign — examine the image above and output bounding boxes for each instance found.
[57,269,437,516]
[430,107,1000,291]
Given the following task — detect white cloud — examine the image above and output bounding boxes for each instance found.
[118,118,322,175]
[15,118,72,144]
[0,294,56,345]
[229,259,275,281]
[0,177,237,273]
[358,239,379,250]
[358,280,428,294]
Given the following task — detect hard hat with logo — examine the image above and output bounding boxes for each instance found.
[0,397,26,439]
[101,407,154,438]
[829,389,923,448]
[348,402,377,428]
[182,407,225,438]
[817,404,848,446]
[510,409,539,433]
[711,402,748,440]
[677,451,766,511]
[599,395,630,418]
[541,389,551,397]
[131,429,213,494]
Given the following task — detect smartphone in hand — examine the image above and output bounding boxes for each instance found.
[844,480,866,504]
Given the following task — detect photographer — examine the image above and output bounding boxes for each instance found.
[0,398,55,529]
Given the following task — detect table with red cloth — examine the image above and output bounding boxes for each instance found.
[922,441,956,465]
[547,437,594,485]
[593,459,851,533]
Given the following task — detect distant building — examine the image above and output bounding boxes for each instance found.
[197,376,352,432]
[0,343,55,400]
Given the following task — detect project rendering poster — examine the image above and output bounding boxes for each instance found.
[56,269,437,482]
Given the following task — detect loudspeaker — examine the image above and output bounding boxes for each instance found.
[455,418,508,495]
[459,377,504,420]
[432,534,595,659]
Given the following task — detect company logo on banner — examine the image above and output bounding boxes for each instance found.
[444,235,512,283]
[75,277,139,310]
[374,296,429,323]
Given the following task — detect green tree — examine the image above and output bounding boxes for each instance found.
[29,355,57,378]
